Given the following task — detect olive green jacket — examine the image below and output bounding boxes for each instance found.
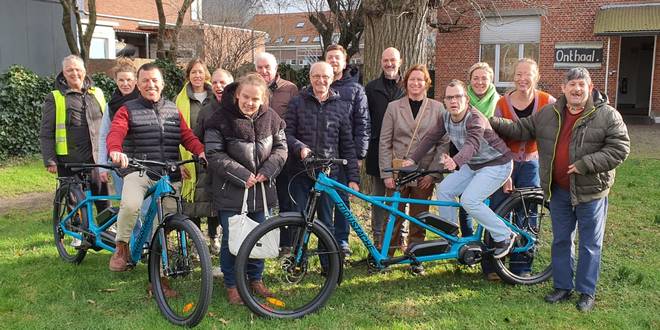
[490,91,630,205]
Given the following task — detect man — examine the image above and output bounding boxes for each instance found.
[195,68,233,257]
[285,61,360,249]
[490,68,630,312]
[254,52,298,213]
[364,47,405,248]
[325,44,370,254]
[39,55,109,213]
[106,63,206,275]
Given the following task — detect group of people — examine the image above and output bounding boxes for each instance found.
[40,43,630,311]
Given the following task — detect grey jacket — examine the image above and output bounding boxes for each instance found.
[490,90,630,205]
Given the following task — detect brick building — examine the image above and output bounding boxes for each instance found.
[435,1,660,123]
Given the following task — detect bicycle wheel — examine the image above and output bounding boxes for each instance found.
[235,215,341,319]
[52,186,87,263]
[148,214,212,327]
[489,191,552,285]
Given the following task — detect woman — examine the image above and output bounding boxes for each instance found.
[205,73,287,304]
[379,64,447,275]
[458,63,500,239]
[175,59,217,248]
[98,59,139,191]
[488,58,555,277]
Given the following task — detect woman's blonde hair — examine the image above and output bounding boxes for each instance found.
[468,62,494,82]
[236,73,270,102]
[111,57,136,78]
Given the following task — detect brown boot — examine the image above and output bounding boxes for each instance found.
[109,241,129,272]
[226,287,244,305]
[147,277,178,298]
[250,280,275,298]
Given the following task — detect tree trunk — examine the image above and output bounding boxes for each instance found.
[155,0,167,59]
[362,0,430,83]
[60,0,80,57]
[59,0,97,63]
[168,0,193,61]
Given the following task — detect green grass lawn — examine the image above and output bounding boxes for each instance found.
[0,156,55,197]
[0,157,658,329]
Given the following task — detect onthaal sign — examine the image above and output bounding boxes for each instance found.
[554,42,604,68]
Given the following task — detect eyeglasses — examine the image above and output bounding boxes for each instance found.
[443,94,465,101]
[311,74,332,81]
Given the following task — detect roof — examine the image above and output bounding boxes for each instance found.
[249,12,327,46]
[594,3,660,35]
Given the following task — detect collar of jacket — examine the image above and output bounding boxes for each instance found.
[332,66,360,86]
[185,80,214,100]
[554,92,598,121]
[268,74,281,93]
[301,86,340,103]
[136,95,166,110]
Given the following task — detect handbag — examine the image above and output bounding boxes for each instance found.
[227,183,280,259]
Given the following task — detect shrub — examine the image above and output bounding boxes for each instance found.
[0,65,52,160]
[278,64,309,89]
[153,58,185,101]
[91,72,116,100]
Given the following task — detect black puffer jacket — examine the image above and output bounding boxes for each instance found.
[330,66,370,159]
[205,83,288,212]
[284,87,360,183]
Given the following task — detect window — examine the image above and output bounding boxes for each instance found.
[313,36,320,42]
[300,36,310,43]
[287,36,296,43]
[191,0,202,21]
[480,15,540,87]
[296,22,305,28]
[274,37,283,44]
[90,37,108,59]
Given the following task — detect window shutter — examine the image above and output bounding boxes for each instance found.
[480,16,540,44]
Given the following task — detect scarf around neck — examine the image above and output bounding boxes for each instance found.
[467,84,499,118]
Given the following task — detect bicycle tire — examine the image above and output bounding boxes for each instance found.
[235,215,341,319]
[489,191,552,285]
[52,186,87,264]
[148,214,212,327]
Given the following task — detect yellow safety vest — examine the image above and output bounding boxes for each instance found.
[176,82,196,203]
[53,87,106,155]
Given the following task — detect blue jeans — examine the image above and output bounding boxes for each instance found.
[219,210,265,288]
[549,187,607,296]
[485,159,540,274]
[436,161,513,242]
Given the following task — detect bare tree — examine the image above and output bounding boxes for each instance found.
[155,0,194,60]
[362,0,546,82]
[59,0,97,62]
[203,26,265,74]
[305,0,364,59]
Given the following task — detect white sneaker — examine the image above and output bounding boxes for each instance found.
[212,267,223,278]
[71,237,82,247]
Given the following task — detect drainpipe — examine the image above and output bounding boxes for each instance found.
[605,37,610,96]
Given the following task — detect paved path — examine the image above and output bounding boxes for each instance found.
[0,191,52,215]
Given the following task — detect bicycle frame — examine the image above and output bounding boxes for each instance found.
[57,173,178,265]
[311,172,535,267]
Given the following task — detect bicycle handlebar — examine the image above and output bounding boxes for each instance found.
[302,155,348,167]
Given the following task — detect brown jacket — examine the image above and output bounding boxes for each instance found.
[379,97,448,179]
[267,76,298,118]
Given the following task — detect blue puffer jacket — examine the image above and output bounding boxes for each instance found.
[330,66,370,160]
[284,87,360,183]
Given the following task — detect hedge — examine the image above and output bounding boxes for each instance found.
[0,60,313,161]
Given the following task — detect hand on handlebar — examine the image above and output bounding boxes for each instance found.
[180,166,191,180]
[110,151,129,168]
[300,148,312,160]
[46,165,57,174]
[440,153,457,171]
[348,182,359,192]
[418,175,434,190]
[384,178,395,190]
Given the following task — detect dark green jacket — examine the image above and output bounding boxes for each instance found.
[490,90,630,205]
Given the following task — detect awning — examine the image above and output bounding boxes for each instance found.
[594,4,660,35]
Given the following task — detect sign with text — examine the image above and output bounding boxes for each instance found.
[554,42,603,68]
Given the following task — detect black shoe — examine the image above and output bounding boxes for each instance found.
[576,293,595,312]
[492,233,517,259]
[410,264,426,276]
[544,288,573,303]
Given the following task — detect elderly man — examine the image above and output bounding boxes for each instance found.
[39,54,109,213]
[194,68,233,256]
[364,47,405,248]
[490,68,630,312]
[325,44,370,254]
[254,52,298,212]
[106,63,206,274]
[285,61,360,249]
